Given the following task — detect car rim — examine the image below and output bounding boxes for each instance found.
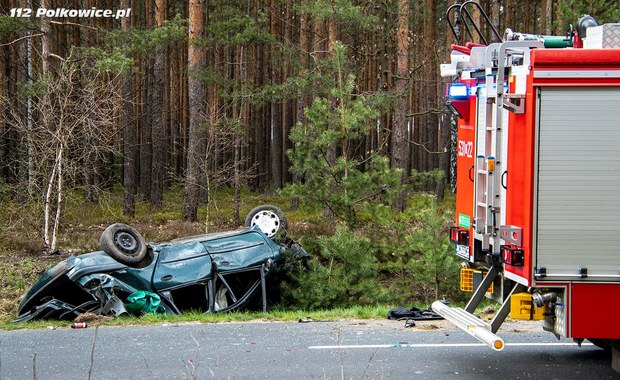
[251,211,280,237]
[115,231,138,254]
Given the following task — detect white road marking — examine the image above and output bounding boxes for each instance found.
[308,342,594,349]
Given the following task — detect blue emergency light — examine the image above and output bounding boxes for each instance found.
[446,83,471,119]
[448,83,469,100]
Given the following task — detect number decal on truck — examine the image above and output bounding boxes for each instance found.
[458,140,473,158]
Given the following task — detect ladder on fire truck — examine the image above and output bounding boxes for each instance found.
[434,2,544,351]
[475,40,542,257]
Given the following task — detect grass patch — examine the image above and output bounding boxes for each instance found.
[0,305,393,331]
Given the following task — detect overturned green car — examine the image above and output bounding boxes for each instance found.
[15,205,308,322]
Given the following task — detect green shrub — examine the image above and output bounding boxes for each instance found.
[279,193,466,309]
[405,206,462,303]
[280,226,388,310]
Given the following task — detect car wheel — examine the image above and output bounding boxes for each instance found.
[245,205,288,239]
[100,223,147,266]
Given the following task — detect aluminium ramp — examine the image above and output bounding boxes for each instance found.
[431,300,504,351]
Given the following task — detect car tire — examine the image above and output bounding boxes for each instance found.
[244,205,288,239]
[100,223,147,266]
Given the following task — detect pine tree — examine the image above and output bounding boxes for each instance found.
[283,42,402,226]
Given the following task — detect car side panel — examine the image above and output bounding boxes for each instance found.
[153,242,214,290]
[204,230,277,271]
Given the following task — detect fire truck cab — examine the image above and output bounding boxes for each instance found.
[434,3,620,371]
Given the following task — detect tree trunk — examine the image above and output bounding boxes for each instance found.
[183,0,207,221]
[50,146,64,253]
[151,0,167,207]
[170,40,181,177]
[270,0,282,189]
[83,0,100,204]
[505,0,513,32]
[140,1,153,201]
[40,0,51,75]
[324,18,337,222]
[0,43,6,191]
[491,0,501,41]
[282,0,293,185]
[392,0,410,211]
[291,5,310,209]
[122,0,136,217]
[256,41,268,190]
[542,0,553,35]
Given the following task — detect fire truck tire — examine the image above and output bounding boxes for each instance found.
[589,339,620,373]
[610,340,620,373]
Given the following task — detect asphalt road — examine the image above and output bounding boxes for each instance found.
[1,319,617,379]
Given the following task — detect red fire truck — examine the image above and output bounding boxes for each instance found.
[433,2,620,371]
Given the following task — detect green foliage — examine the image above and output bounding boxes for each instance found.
[0,184,462,318]
[0,16,38,38]
[90,13,188,75]
[556,0,620,26]
[359,194,462,305]
[282,42,402,226]
[280,226,388,310]
[208,7,274,46]
[296,0,378,30]
[150,14,189,45]
[406,205,460,302]
[107,13,188,54]
[410,169,446,192]
[278,192,463,309]
[88,47,133,76]
[16,75,50,98]
[276,39,462,309]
